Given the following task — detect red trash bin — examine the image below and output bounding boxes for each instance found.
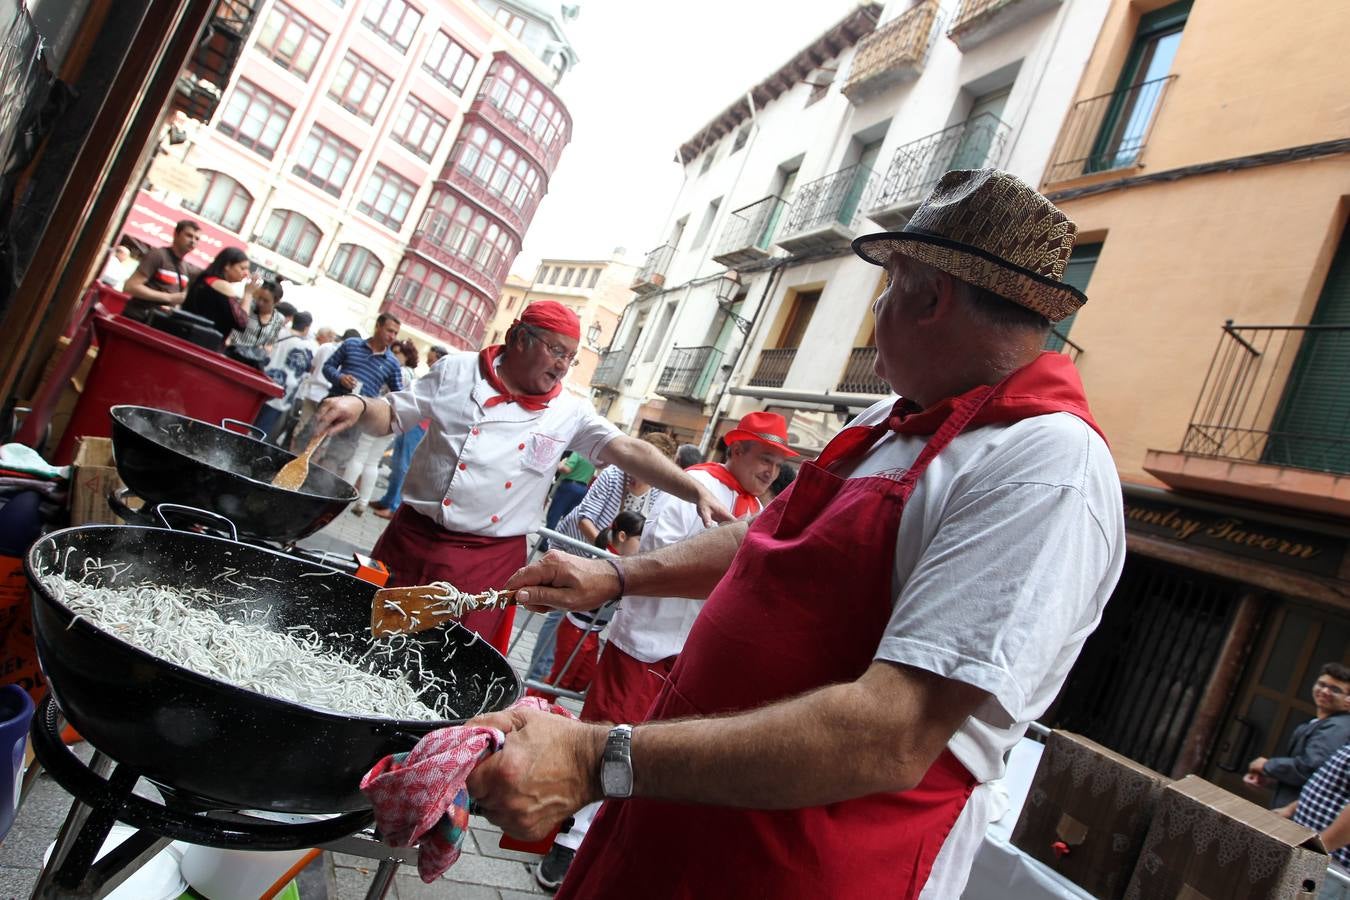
[53,312,283,464]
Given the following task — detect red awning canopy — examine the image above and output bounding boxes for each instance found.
[120,191,246,271]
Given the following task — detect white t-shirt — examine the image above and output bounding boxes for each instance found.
[606,468,754,663]
[842,401,1125,898]
[386,350,620,537]
[302,342,340,402]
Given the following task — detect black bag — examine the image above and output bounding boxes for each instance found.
[225,344,269,371]
[147,308,223,352]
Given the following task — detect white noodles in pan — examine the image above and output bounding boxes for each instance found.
[39,567,508,721]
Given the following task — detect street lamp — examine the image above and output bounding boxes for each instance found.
[586,320,603,349]
[715,270,752,335]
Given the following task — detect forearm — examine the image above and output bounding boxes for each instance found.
[621,519,747,599]
[124,279,173,304]
[578,518,600,543]
[602,437,701,505]
[1322,802,1350,852]
[361,397,394,435]
[627,663,978,808]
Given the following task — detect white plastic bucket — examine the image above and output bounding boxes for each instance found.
[43,824,186,900]
[179,844,313,900]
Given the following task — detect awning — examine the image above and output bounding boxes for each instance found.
[120,190,246,271]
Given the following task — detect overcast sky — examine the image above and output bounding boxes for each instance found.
[514,0,859,274]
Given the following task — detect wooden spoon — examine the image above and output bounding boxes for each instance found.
[371,583,516,636]
[272,432,326,491]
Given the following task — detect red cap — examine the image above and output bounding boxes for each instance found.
[724,411,798,457]
[518,301,580,340]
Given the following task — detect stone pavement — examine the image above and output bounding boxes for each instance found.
[0,497,567,899]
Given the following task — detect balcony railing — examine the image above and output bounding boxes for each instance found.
[712,195,786,268]
[948,0,1063,51]
[1046,75,1176,183]
[1045,327,1084,363]
[591,345,633,391]
[748,348,797,388]
[1179,322,1350,476]
[841,1,941,102]
[776,164,874,255]
[656,346,724,403]
[836,347,890,394]
[868,114,1012,228]
[632,244,675,294]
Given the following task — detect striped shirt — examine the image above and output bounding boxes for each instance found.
[322,337,404,397]
[231,311,288,349]
[555,465,662,544]
[1294,743,1350,869]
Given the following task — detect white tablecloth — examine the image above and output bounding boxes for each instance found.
[961,738,1096,900]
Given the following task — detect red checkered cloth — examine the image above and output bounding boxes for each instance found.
[361,696,574,882]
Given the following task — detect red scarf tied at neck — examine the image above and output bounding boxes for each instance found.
[688,462,761,518]
[478,345,562,411]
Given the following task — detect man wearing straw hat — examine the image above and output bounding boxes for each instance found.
[455,170,1127,898]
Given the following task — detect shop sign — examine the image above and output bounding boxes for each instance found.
[1124,495,1346,578]
[121,191,246,271]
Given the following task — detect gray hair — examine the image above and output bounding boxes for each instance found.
[894,258,1050,334]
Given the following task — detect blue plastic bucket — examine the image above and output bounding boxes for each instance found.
[0,683,34,841]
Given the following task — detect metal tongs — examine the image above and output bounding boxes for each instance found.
[370,583,516,636]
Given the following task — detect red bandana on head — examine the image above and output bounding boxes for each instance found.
[688,462,761,518]
[478,345,561,411]
[519,300,581,340]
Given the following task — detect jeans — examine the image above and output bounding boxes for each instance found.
[525,611,565,683]
[378,423,426,511]
[253,405,285,443]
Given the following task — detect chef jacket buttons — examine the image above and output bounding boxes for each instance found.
[491,515,500,523]
[504,481,512,489]
[458,462,467,471]
[518,443,525,450]
[442,498,452,507]
[471,428,480,435]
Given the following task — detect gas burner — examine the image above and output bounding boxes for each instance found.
[29,695,415,899]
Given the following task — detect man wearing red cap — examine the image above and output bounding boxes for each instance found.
[533,411,796,890]
[315,301,730,645]
[457,171,1126,899]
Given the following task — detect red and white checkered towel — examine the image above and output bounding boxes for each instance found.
[360,696,573,882]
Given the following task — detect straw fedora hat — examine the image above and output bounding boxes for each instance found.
[851,168,1086,322]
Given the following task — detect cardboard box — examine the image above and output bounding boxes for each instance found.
[1124,775,1326,900]
[70,436,127,526]
[1011,731,1170,899]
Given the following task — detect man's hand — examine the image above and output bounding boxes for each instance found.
[1246,756,1268,776]
[166,290,186,305]
[314,396,363,438]
[504,551,618,612]
[339,374,359,392]
[466,707,606,841]
[696,485,734,527]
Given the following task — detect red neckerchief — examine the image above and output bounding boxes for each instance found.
[478,345,562,411]
[606,543,618,554]
[824,352,1107,464]
[688,462,761,518]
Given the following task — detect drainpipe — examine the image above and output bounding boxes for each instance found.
[700,260,786,454]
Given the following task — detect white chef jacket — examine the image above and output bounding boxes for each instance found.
[386,350,620,537]
[605,468,755,663]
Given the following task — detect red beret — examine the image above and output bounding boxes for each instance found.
[518,301,580,340]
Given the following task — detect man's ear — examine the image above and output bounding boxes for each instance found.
[914,274,956,325]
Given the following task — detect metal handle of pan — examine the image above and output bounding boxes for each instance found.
[220,418,266,441]
[107,489,156,526]
[154,503,239,542]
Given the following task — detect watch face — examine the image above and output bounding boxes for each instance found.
[602,759,633,798]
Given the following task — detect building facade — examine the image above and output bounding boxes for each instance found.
[137,0,574,353]
[592,0,1109,448]
[486,255,637,400]
[1024,0,1350,791]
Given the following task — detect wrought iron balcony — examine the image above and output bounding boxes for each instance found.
[632,244,675,294]
[868,114,1012,229]
[748,348,797,389]
[841,1,941,103]
[656,346,724,403]
[948,0,1064,51]
[776,164,875,255]
[1045,327,1084,363]
[836,347,890,395]
[712,196,787,268]
[1046,75,1176,183]
[1177,323,1350,476]
[591,345,633,391]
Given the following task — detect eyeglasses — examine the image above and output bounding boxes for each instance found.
[522,324,580,367]
[1314,680,1348,696]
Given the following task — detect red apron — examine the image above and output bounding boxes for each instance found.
[372,506,524,653]
[557,353,1103,900]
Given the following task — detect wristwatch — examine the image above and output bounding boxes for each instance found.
[600,724,634,798]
